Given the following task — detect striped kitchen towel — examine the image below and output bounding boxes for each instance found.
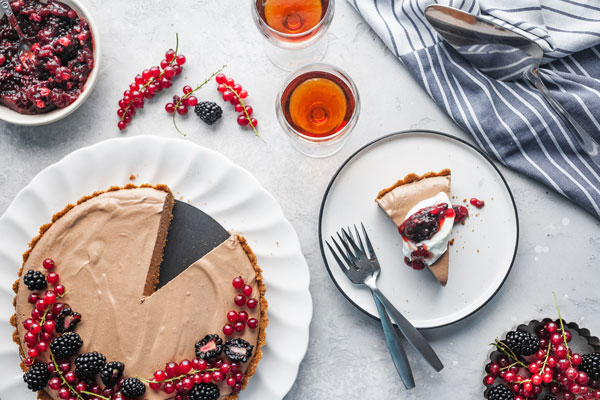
[349,0,600,217]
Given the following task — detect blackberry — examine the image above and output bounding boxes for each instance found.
[49,332,83,360]
[23,362,50,392]
[100,361,124,388]
[23,269,47,291]
[195,334,223,360]
[542,396,556,400]
[194,101,222,125]
[189,382,220,400]
[580,352,600,380]
[503,331,540,356]
[487,384,514,400]
[120,377,146,398]
[75,351,106,378]
[224,338,254,363]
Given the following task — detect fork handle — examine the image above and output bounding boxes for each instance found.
[372,287,444,372]
[372,292,415,389]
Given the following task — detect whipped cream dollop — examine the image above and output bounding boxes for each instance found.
[401,192,454,267]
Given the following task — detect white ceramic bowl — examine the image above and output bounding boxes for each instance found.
[0,0,101,126]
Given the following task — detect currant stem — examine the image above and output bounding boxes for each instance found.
[50,350,85,400]
[222,82,264,142]
[493,340,528,368]
[172,65,227,136]
[138,367,220,385]
[81,391,110,400]
[553,292,573,367]
[36,290,69,343]
[120,33,180,122]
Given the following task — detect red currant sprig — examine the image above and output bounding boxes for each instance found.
[116,33,186,131]
[140,359,245,395]
[215,73,262,141]
[48,350,111,400]
[165,65,227,136]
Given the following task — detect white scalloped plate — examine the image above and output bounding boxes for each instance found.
[0,135,312,399]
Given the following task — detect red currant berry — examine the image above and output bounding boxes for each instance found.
[75,382,87,393]
[542,372,553,383]
[43,320,56,333]
[483,374,495,385]
[165,49,175,61]
[239,90,248,99]
[175,54,186,65]
[37,341,49,352]
[242,285,253,296]
[44,290,56,304]
[244,105,253,116]
[238,311,248,323]
[226,78,235,86]
[555,344,568,359]
[54,285,66,295]
[234,322,245,332]
[176,106,188,115]
[118,121,127,131]
[250,118,258,127]
[220,363,231,374]
[59,362,71,373]
[57,387,70,399]
[150,66,160,78]
[234,372,244,383]
[28,293,39,304]
[187,96,198,107]
[234,294,246,306]
[235,104,244,113]
[65,371,76,383]
[232,84,242,94]
[182,377,194,390]
[545,321,558,333]
[49,377,61,390]
[178,359,192,374]
[47,272,59,284]
[233,276,244,289]
[237,115,249,126]
[192,374,202,384]
[564,330,572,342]
[230,96,240,105]
[196,359,207,371]
[35,299,48,311]
[212,371,224,382]
[531,374,542,385]
[577,371,590,385]
[165,103,175,113]
[218,84,227,93]
[233,383,242,393]
[223,324,234,336]
[227,311,239,322]
[572,353,583,365]
[174,65,183,75]
[550,333,563,345]
[248,318,258,329]
[203,373,213,384]
[25,357,34,366]
[215,73,226,84]
[154,370,166,382]
[504,371,516,383]
[227,377,235,387]
[142,69,151,81]
[567,367,579,380]
[222,90,234,102]
[183,85,193,94]
[28,348,39,358]
[164,66,175,79]
[165,362,178,378]
[247,298,258,309]
[43,258,55,270]
[163,382,175,394]
[31,308,42,321]
[23,318,33,330]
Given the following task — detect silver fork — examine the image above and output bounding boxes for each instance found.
[326,224,444,380]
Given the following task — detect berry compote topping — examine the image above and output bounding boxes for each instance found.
[470,197,485,208]
[453,205,469,224]
[0,0,94,114]
[399,203,454,243]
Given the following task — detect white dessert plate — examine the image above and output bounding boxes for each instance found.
[319,130,519,329]
[0,135,312,399]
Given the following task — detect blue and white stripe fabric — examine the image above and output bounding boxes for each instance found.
[349,0,600,217]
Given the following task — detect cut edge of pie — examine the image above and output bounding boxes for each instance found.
[10,184,268,400]
[375,170,452,286]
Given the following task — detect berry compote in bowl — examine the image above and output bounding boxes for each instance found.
[0,0,100,126]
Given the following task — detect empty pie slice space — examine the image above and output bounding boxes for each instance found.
[12,184,267,400]
[375,170,451,286]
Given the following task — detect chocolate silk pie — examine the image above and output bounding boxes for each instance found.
[12,185,267,400]
[376,170,469,286]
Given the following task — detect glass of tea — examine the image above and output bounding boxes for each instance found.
[276,63,360,158]
[251,0,335,71]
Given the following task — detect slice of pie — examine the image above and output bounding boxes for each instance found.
[375,170,454,286]
[12,184,267,400]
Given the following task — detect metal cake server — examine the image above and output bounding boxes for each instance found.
[424,4,600,166]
